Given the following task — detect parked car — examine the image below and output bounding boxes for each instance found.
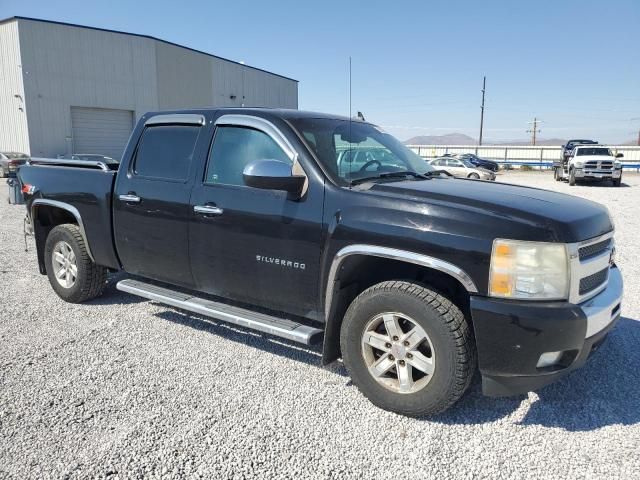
[0,152,29,177]
[555,145,623,186]
[19,108,622,416]
[456,153,499,172]
[429,157,496,180]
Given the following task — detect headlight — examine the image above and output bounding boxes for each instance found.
[614,161,622,169]
[574,161,583,168]
[489,239,569,300]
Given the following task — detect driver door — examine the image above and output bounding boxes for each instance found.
[188,115,324,319]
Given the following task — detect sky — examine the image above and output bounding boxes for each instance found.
[1,0,639,144]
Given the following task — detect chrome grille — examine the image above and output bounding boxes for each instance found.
[568,232,614,304]
[579,268,609,295]
[584,160,613,171]
[579,239,611,261]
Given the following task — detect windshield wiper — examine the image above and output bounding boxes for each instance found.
[424,169,453,177]
[350,171,429,186]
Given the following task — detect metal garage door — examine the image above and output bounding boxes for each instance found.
[71,107,134,160]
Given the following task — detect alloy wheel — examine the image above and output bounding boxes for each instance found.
[52,241,78,288]
[361,312,436,394]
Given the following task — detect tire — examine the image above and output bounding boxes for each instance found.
[569,168,576,186]
[468,173,480,179]
[554,167,561,181]
[340,281,476,417]
[44,224,108,303]
[613,176,621,187]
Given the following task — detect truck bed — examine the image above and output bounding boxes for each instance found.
[19,160,120,269]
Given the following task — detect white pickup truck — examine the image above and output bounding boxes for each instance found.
[554,145,623,186]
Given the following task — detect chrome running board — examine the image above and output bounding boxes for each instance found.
[116,279,323,345]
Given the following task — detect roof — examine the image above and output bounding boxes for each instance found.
[149,107,363,123]
[0,16,298,83]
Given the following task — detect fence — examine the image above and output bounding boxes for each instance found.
[407,145,640,171]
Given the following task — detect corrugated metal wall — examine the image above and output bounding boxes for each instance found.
[155,42,213,110]
[6,18,298,158]
[17,19,158,157]
[0,21,29,154]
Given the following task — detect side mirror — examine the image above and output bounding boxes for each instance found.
[616,153,624,158]
[243,159,305,197]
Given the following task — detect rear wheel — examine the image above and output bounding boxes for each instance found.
[44,224,108,303]
[340,281,476,416]
[554,167,561,181]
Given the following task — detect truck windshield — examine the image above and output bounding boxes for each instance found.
[576,148,612,156]
[289,117,434,185]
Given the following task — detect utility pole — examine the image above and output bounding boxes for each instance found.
[479,76,486,145]
[637,128,640,146]
[527,118,541,146]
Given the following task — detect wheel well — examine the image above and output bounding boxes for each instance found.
[322,255,471,365]
[32,206,77,274]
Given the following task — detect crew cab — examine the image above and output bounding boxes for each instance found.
[555,145,623,186]
[18,109,623,416]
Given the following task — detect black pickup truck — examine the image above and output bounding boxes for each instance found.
[19,109,623,416]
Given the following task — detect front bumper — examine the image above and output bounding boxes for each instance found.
[575,168,621,179]
[471,266,623,397]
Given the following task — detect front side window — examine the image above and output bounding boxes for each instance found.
[205,126,291,186]
[134,125,200,180]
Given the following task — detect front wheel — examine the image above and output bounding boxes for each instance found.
[613,176,622,187]
[569,168,576,186]
[44,224,108,303]
[468,172,480,179]
[340,281,476,416]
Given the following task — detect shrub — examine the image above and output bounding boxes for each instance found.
[521,165,533,171]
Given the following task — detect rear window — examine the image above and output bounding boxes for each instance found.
[133,125,200,180]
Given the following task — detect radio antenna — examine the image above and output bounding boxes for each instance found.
[348,56,352,188]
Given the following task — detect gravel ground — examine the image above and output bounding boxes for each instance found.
[1,171,639,479]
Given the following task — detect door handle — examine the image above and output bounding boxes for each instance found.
[119,194,141,203]
[194,205,224,216]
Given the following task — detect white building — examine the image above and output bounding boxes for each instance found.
[0,16,298,159]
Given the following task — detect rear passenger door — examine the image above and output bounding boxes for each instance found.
[113,114,208,288]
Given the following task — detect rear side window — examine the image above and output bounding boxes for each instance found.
[205,126,290,186]
[134,125,200,180]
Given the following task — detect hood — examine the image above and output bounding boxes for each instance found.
[364,177,612,243]
[575,156,616,162]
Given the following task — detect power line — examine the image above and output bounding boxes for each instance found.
[526,118,542,145]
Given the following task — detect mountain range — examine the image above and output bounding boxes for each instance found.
[403,134,637,146]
